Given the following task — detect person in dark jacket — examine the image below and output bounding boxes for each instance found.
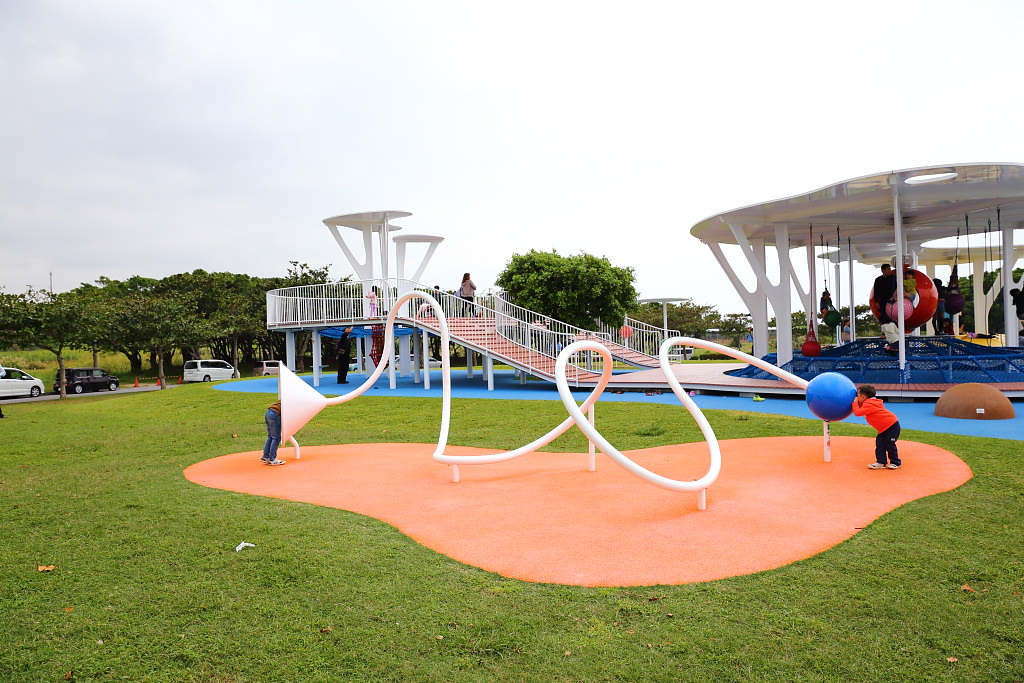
[335,327,354,384]
[873,264,899,353]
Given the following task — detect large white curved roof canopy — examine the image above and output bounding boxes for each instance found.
[690,163,1024,263]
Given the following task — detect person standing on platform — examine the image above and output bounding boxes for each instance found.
[335,327,354,384]
[459,273,477,316]
[873,264,899,354]
[1011,288,1024,332]
[932,278,947,335]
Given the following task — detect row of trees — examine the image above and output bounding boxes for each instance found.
[8,248,1006,396]
[0,263,335,395]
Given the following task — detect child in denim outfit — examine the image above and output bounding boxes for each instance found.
[262,399,285,465]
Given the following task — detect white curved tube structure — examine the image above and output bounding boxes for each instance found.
[661,337,809,390]
[314,293,609,481]
[286,295,818,510]
[555,340,722,509]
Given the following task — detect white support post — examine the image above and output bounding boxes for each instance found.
[892,179,907,371]
[311,330,322,387]
[422,329,431,390]
[847,240,856,342]
[388,336,397,389]
[775,226,794,365]
[1003,222,1021,347]
[466,348,474,379]
[587,404,596,471]
[484,354,494,391]
[972,254,988,335]
[925,264,937,336]
[325,224,376,282]
[399,335,411,376]
[751,239,770,356]
[823,421,831,463]
[706,222,787,363]
[285,331,297,371]
[412,331,422,385]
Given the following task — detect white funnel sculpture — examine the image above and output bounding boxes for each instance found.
[279,364,330,444]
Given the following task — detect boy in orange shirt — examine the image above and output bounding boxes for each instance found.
[850,385,901,470]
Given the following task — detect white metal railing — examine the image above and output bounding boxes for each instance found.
[266,279,606,383]
[597,316,685,360]
[488,290,613,376]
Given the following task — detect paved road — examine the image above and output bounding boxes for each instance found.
[1,382,184,406]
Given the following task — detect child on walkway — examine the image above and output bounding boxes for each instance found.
[365,288,379,317]
[262,399,286,465]
[851,385,901,469]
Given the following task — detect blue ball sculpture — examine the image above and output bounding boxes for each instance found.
[805,372,857,422]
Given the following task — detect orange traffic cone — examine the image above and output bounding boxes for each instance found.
[133,377,139,387]
[178,375,183,384]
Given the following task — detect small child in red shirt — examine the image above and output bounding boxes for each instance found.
[850,384,901,470]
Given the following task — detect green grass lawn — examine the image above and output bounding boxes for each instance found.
[1,386,1022,681]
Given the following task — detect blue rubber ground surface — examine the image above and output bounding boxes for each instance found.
[217,368,1024,441]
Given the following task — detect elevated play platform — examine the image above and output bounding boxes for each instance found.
[727,338,1024,386]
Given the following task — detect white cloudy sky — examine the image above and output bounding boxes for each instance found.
[2,0,1022,313]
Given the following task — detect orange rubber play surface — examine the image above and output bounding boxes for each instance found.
[184,436,971,586]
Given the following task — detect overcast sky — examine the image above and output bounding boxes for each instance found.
[2,0,1022,314]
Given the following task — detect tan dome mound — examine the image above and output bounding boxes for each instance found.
[934,383,1016,420]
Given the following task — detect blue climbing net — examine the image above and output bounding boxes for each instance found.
[727,338,1024,384]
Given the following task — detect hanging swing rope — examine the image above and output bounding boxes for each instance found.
[946,217,968,318]
[986,218,993,284]
[819,233,842,330]
[802,225,822,357]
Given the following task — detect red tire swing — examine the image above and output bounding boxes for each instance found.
[869,266,939,330]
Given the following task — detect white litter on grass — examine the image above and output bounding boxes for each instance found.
[235,542,255,552]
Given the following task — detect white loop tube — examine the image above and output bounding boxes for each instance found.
[555,340,720,493]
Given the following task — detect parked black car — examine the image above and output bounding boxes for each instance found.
[53,367,119,394]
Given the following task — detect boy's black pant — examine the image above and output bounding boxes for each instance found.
[874,422,901,466]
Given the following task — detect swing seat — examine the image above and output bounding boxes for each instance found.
[869,267,938,330]
[822,308,842,328]
[945,290,966,315]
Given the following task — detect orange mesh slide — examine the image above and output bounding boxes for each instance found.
[185,436,970,586]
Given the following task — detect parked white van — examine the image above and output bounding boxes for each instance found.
[183,359,237,382]
[253,360,281,376]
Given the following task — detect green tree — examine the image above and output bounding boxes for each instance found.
[495,250,637,329]
[2,289,97,397]
[76,276,161,372]
[718,312,752,348]
[629,299,719,337]
[265,262,338,371]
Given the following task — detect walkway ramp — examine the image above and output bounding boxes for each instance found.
[265,279,682,387]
